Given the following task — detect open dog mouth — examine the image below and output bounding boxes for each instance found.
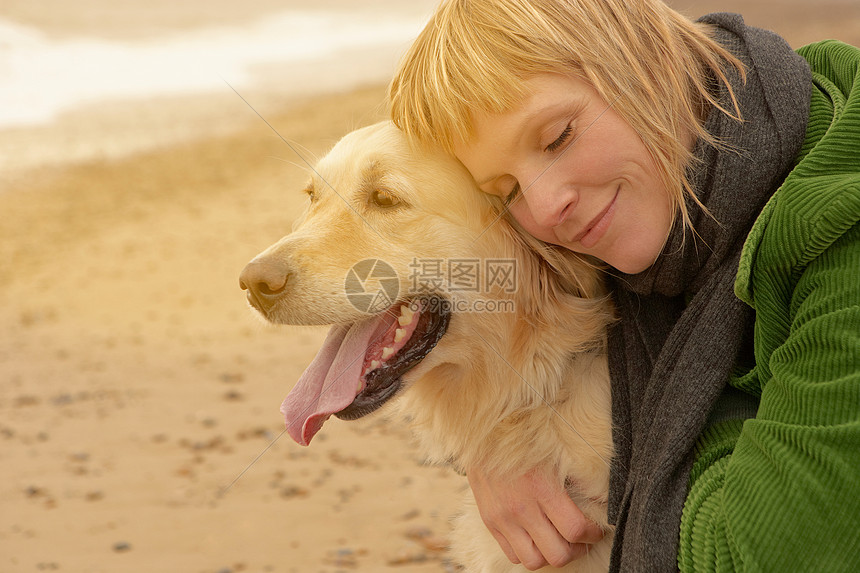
[280,296,451,446]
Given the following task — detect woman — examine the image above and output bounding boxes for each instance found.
[388,0,860,571]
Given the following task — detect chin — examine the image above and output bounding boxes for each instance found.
[602,248,661,276]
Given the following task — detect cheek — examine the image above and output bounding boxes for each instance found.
[584,149,631,182]
[505,202,531,230]
[507,201,558,243]
[617,191,674,272]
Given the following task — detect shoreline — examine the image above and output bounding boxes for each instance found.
[2,0,437,41]
[0,0,440,182]
[0,79,389,189]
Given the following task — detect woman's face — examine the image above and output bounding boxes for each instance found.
[453,73,676,275]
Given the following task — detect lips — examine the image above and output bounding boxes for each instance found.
[567,187,619,248]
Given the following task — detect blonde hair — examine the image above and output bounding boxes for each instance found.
[389,0,745,231]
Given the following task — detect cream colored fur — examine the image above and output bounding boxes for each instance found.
[245,122,615,572]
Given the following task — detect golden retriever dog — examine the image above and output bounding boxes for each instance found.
[239,121,615,572]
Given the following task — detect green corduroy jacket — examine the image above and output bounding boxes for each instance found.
[679,40,860,572]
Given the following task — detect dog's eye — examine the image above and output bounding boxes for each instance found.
[303,184,315,202]
[370,189,400,208]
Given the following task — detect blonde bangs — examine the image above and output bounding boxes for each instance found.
[391,3,534,151]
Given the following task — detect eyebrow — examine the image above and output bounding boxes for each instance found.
[361,160,385,189]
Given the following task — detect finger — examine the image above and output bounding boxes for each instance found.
[540,491,606,545]
[568,541,597,560]
[547,505,605,545]
[489,522,551,569]
[487,526,521,565]
[528,512,582,568]
[506,528,550,571]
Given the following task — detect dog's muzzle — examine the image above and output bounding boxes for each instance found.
[239,257,290,314]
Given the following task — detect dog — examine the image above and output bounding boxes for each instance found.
[239,121,615,572]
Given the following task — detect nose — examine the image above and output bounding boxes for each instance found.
[239,257,291,313]
[516,174,578,230]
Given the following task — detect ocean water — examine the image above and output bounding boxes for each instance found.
[0,8,430,129]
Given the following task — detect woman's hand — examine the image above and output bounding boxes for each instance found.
[467,466,605,570]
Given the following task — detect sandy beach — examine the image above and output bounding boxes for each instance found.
[1,1,858,572]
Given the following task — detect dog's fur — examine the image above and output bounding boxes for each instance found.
[240,122,615,572]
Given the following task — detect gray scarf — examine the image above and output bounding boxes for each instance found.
[606,14,811,572]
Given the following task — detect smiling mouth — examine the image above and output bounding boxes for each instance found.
[568,187,619,247]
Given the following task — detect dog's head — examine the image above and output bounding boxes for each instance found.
[240,121,496,324]
[240,121,606,446]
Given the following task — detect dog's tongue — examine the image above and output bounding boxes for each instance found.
[280,315,387,446]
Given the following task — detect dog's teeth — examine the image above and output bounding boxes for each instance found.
[357,380,363,393]
[371,360,381,370]
[398,305,415,326]
[381,347,394,360]
[394,328,405,343]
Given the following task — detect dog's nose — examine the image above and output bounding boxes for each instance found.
[239,258,290,313]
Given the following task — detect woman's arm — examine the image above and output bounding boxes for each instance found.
[679,222,860,572]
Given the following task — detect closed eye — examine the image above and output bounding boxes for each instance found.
[503,182,521,207]
[545,124,573,153]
